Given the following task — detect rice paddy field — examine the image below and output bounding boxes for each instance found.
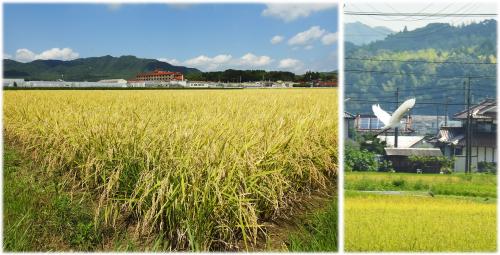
[3,89,338,251]
[345,172,497,252]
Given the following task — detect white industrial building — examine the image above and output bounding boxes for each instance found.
[3,78,25,87]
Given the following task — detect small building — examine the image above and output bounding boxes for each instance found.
[431,99,496,172]
[316,81,338,87]
[384,148,443,173]
[353,114,414,135]
[377,135,432,148]
[187,81,210,88]
[97,79,128,84]
[344,112,356,139]
[3,78,25,87]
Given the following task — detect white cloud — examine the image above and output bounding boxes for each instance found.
[278,58,301,69]
[262,4,336,22]
[321,32,338,45]
[238,53,273,67]
[304,45,314,50]
[13,48,79,62]
[278,58,304,73]
[158,58,181,65]
[288,26,326,46]
[270,35,284,44]
[182,53,273,71]
[184,54,233,71]
[4,53,12,59]
[15,49,37,62]
[36,48,79,61]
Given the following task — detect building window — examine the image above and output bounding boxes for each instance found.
[359,118,370,129]
[370,117,384,129]
[476,122,492,133]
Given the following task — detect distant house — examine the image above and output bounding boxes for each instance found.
[3,78,25,87]
[377,135,432,148]
[384,148,444,173]
[411,115,461,135]
[344,112,356,139]
[316,81,338,87]
[353,114,414,135]
[431,99,496,172]
[97,79,127,84]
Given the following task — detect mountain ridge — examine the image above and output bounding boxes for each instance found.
[345,19,497,116]
[3,55,201,81]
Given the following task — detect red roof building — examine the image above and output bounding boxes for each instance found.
[135,69,184,82]
[317,81,338,87]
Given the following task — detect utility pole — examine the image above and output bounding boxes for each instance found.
[463,81,467,110]
[394,87,399,148]
[465,77,472,174]
[436,106,440,133]
[444,97,449,126]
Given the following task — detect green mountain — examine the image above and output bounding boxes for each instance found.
[3,55,201,81]
[345,22,394,46]
[345,19,497,116]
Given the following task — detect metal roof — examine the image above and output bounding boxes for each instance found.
[385,148,443,157]
[344,111,356,119]
[377,135,425,148]
[432,126,496,147]
[453,99,496,120]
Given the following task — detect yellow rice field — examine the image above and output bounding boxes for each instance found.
[345,193,497,252]
[3,89,338,250]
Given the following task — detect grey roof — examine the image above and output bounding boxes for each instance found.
[377,135,425,148]
[344,111,356,119]
[432,126,496,148]
[453,99,496,120]
[385,148,443,157]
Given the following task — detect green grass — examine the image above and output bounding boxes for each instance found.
[287,198,338,251]
[345,172,496,197]
[3,146,101,251]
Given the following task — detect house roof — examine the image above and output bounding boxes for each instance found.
[453,99,496,120]
[456,133,497,147]
[377,135,425,148]
[385,148,443,157]
[344,111,356,119]
[431,126,496,147]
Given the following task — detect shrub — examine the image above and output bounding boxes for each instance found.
[378,160,394,172]
[391,179,406,187]
[345,145,378,172]
[358,133,387,154]
[408,156,453,172]
[477,162,496,174]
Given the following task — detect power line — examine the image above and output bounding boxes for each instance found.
[345,57,497,65]
[345,84,496,92]
[344,11,497,17]
[345,69,497,79]
[346,99,469,106]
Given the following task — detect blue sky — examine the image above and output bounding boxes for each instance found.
[3,3,338,74]
[345,1,496,31]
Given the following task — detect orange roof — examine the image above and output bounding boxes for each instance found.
[137,70,183,77]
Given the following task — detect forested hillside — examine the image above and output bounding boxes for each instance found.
[3,55,201,81]
[345,19,497,116]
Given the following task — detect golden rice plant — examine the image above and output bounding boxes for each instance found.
[345,193,496,251]
[4,89,338,250]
